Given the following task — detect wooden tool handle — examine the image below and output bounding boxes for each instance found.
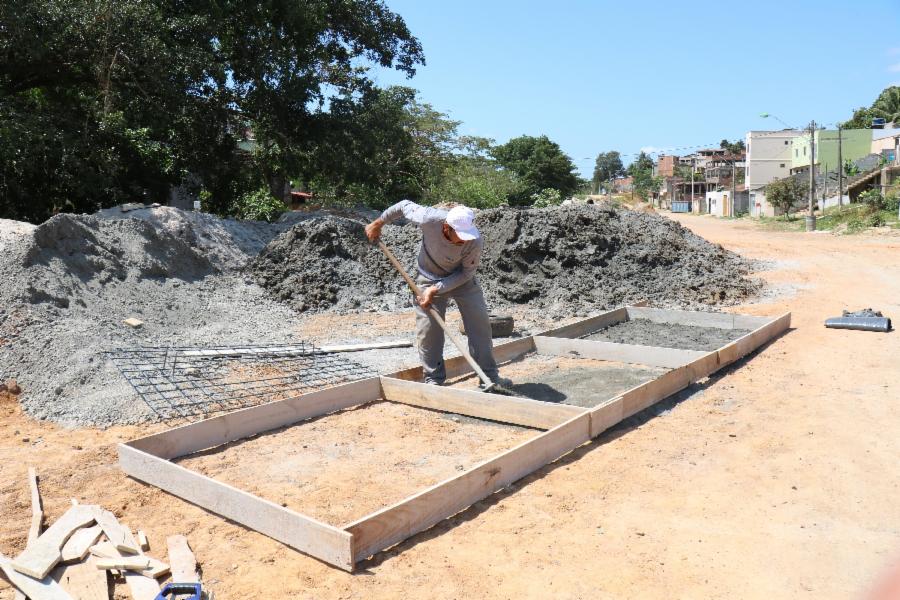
[376,240,493,387]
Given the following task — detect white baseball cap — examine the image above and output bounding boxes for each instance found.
[445,206,480,240]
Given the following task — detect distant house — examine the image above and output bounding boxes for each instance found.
[872,128,900,163]
[745,129,804,218]
[705,186,749,217]
[657,155,678,178]
[613,176,633,192]
[790,128,872,176]
[704,153,745,187]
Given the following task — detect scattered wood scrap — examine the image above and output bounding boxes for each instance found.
[166,535,200,583]
[61,525,103,563]
[4,478,195,600]
[52,555,108,600]
[123,317,144,328]
[11,504,96,579]
[1,551,73,600]
[92,507,141,554]
[90,541,169,578]
[95,557,151,571]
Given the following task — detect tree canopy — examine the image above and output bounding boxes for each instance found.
[0,0,424,222]
[627,151,654,176]
[491,135,579,205]
[842,86,900,129]
[719,139,746,154]
[766,177,806,219]
[591,151,624,192]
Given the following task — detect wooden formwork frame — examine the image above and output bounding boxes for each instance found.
[118,306,790,571]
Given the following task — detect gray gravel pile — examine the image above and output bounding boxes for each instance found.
[0,202,761,428]
[249,203,760,317]
[0,214,309,427]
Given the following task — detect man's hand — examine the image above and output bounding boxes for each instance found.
[417,285,439,310]
[365,218,384,243]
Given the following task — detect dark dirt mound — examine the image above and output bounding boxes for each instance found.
[248,203,760,317]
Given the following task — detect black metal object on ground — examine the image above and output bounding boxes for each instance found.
[106,342,375,421]
[825,308,892,333]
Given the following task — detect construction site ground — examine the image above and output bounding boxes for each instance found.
[2,214,899,599]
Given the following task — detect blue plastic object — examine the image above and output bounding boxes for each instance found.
[154,583,202,600]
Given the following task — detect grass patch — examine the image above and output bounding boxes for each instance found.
[753,203,899,233]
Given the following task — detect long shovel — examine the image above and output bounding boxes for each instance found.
[376,240,516,396]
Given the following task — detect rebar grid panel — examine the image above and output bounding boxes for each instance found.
[107,342,376,421]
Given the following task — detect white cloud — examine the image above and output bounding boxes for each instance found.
[889,47,900,55]
[888,62,900,72]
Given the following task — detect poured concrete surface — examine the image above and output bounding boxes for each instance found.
[585,318,750,351]
[450,354,666,409]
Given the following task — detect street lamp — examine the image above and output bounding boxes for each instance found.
[761,113,817,231]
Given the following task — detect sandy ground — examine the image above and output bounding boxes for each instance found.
[2,214,900,599]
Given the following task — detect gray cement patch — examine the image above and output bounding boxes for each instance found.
[585,318,750,352]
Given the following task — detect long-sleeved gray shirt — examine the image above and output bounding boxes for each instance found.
[380,200,483,294]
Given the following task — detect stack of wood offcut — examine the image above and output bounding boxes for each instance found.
[1,468,202,600]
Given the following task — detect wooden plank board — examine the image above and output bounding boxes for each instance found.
[620,365,693,420]
[11,504,96,579]
[1,552,74,600]
[537,307,628,339]
[166,535,200,583]
[137,531,149,552]
[345,412,591,563]
[127,377,381,460]
[380,377,585,430]
[89,542,168,579]
[532,336,708,368]
[92,508,140,555]
[717,313,790,367]
[87,542,161,599]
[16,467,43,600]
[28,467,42,543]
[60,525,103,563]
[95,557,151,571]
[587,397,625,438]
[52,556,108,600]
[625,306,771,330]
[118,445,354,571]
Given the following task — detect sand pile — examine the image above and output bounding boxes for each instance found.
[249,203,760,317]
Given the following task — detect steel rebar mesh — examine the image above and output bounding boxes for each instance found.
[106,342,376,421]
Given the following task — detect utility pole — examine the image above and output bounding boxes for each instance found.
[690,158,695,212]
[807,120,817,231]
[837,123,843,207]
[730,159,737,217]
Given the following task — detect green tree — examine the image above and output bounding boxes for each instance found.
[591,151,624,193]
[842,86,900,128]
[491,135,579,205]
[719,139,746,154]
[0,0,423,223]
[766,177,807,219]
[426,158,524,209]
[632,169,661,201]
[308,86,460,208]
[627,151,655,176]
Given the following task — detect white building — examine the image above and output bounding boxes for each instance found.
[745,129,803,217]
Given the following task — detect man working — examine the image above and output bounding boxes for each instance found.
[365,200,507,387]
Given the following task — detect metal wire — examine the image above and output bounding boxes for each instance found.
[106,342,376,421]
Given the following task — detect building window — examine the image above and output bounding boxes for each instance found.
[780,163,785,168]
[803,147,806,156]
[784,140,789,145]
[795,150,798,157]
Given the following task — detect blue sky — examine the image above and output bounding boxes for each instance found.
[372,0,900,175]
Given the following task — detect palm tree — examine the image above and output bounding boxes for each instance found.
[871,86,900,124]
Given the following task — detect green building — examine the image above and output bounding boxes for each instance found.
[790,128,872,173]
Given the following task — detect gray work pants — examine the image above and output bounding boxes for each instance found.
[414,276,499,385]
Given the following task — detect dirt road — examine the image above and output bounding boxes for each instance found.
[2,214,899,599]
